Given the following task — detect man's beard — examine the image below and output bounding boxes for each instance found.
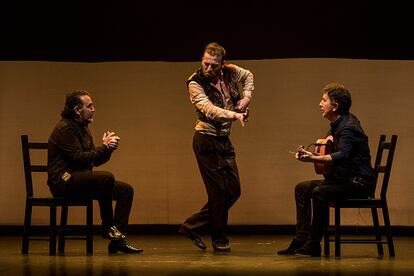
[203,71,218,81]
[78,114,93,126]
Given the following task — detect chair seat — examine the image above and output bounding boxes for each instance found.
[28,197,92,206]
[330,198,385,208]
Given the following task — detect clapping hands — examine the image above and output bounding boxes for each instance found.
[103,131,120,150]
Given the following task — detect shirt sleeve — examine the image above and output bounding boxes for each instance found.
[188,81,237,122]
[330,128,355,161]
[228,63,254,99]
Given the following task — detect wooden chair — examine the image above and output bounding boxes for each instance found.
[21,135,93,255]
[324,134,397,257]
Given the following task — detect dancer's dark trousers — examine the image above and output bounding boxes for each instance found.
[182,132,241,244]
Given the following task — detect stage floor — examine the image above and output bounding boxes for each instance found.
[1,234,413,275]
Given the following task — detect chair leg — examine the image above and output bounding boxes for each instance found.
[58,205,69,253]
[324,231,330,256]
[49,204,57,256]
[86,201,93,255]
[382,203,395,257]
[324,208,330,256]
[334,207,341,257]
[371,207,384,256]
[21,201,32,254]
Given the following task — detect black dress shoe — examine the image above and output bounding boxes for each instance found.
[179,226,207,251]
[213,242,231,253]
[277,239,306,255]
[294,240,321,257]
[103,226,126,241]
[108,240,143,254]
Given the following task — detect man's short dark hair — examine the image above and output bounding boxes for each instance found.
[61,90,90,120]
[323,83,352,115]
[204,42,226,63]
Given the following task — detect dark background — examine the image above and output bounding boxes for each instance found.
[1,1,413,62]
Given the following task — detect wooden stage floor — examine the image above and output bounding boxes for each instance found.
[1,234,413,275]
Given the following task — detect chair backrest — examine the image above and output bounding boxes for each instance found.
[371,134,398,199]
[21,135,49,198]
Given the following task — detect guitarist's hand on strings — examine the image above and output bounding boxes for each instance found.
[296,146,315,162]
[295,145,333,163]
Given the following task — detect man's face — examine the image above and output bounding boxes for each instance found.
[201,52,223,81]
[75,95,95,125]
[319,93,337,121]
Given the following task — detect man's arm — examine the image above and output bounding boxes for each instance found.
[297,128,356,163]
[189,82,239,122]
[329,128,355,162]
[189,82,248,127]
[227,64,254,111]
[296,149,333,163]
[54,126,113,167]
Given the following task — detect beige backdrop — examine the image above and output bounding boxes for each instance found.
[1,59,413,227]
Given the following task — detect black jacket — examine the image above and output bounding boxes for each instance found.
[328,113,375,183]
[47,118,112,195]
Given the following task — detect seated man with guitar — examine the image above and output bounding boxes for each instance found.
[277,83,375,257]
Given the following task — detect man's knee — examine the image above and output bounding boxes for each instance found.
[101,171,115,180]
[224,188,240,209]
[311,185,330,203]
[125,183,134,197]
[114,181,134,200]
[95,171,116,189]
[295,180,312,195]
[231,188,241,201]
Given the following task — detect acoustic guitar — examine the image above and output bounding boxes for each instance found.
[307,135,334,175]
